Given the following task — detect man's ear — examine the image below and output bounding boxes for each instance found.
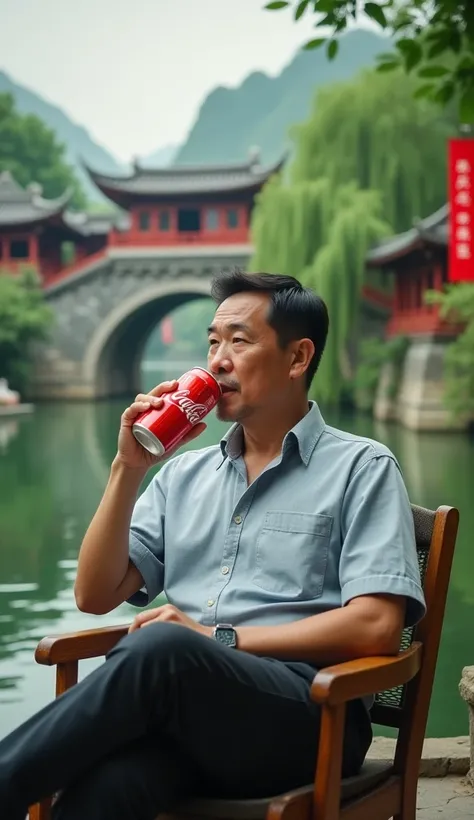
[289,339,315,380]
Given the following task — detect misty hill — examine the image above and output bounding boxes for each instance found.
[0,69,123,201]
[141,144,179,167]
[177,29,390,165]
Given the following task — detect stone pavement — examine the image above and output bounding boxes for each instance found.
[417,776,474,818]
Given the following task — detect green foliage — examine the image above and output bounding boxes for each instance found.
[0,93,86,210]
[354,335,410,411]
[263,0,474,122]
[250,67,451,403]
[290,68,454,233]
[425,284,474,418]
[0,268,54,393]
[250,176,391,404]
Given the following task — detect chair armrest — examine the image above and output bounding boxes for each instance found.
[311,641,422,705]
[35,624,131,666]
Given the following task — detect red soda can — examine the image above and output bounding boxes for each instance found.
[132,367,221,457]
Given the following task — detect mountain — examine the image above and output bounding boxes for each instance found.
[141,144,179,167]
[176,29,390,166]
[0,70,123,201]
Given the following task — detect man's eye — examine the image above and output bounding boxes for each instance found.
[208,339,218,347]
[233,337,246,344]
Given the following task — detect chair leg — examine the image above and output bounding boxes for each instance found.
[29,798,52,820]
[393,781,417,820]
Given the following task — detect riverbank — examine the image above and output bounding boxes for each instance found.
[368,736,470,777]
[416,776,473,817]
[0,402,34,417]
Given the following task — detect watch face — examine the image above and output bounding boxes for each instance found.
[215,627,236,647]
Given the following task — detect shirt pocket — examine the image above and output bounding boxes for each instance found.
[253,510,332,600]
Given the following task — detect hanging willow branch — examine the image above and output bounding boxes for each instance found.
[249,67,454,403]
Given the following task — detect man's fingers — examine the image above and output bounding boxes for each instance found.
[129,608,162,632]
[122,401,152,424]
[147,380,178,398]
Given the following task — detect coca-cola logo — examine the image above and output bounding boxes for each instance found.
[169,389,208,425]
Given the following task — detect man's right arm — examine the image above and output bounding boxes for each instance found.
[74,382,206,616]
[74,458,147,615]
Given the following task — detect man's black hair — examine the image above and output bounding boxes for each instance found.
[210,269,329,388]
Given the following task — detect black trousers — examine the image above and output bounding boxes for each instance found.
[0,623,372,820]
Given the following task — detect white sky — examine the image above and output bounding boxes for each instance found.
[0,0,375,162]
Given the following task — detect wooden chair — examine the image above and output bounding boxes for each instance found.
[29,504,459,820]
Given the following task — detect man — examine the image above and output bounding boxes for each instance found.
[0,270,425,820]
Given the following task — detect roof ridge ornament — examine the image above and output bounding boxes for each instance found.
[248,145,261,171]
[27,181,43,201]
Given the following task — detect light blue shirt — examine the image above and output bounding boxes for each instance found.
[128,402,426,628]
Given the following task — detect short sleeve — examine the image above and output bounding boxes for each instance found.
[340,454,426,626]
[127,470,168,607]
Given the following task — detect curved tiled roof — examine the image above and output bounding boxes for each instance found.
[63,210,126,236]
[83,151,285,207]
[367,204,448,266]
[0,171,71,228]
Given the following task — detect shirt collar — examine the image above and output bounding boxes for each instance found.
[218,401,325,467]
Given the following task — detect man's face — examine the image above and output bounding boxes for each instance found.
[207,291,296,423]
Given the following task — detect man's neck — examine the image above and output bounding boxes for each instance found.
[242,399,310,460]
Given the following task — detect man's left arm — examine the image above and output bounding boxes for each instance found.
[234,453,426,664]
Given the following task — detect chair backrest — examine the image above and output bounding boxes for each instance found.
[370,504,459,731]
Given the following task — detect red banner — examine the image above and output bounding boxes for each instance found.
[160,316,174,345]
[448,138,474,282]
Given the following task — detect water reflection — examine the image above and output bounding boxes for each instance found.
[0,419,19,453]
[0,385,472,740]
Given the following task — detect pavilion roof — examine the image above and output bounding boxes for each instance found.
[367,204,448,267]
[0,171,72,229]
[63,210,125,236]
[83,149,285,208]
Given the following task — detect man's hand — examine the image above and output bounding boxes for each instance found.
[116,381,207,471]
[129,604,212,637]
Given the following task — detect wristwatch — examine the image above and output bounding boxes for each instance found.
[213,623,237,648]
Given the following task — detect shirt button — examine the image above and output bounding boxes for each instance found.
[221,566,230,575]
[207,599,214,607]
[234,515,242,524]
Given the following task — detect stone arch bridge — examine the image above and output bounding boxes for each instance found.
[31,247,250,400]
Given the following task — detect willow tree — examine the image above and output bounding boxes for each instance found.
[251,177,390,403]
[291,68,454,233]
[250,67,454,403]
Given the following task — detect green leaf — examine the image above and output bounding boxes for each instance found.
[433,81,455,105]
[449,29,462,53]
[376,60,400,73]
[392,11,415,33]
[295,0,310,20]
[264,1,289,9]
[364,3,387,28]
[428,40,450,59]
[327,39,339,61]
[396,38,423,72]
[456,55,474,78]
[418,65,450,78]
[315,13,336,27]
[459,88,474,125]
[413,83,435,99]
[303,38,326,50]
[314,0,334,11]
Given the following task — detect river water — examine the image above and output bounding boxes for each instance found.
[0,364,472,741]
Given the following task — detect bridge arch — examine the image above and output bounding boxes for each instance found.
[83,278,213,398]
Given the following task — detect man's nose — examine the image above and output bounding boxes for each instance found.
[208,348,232,374]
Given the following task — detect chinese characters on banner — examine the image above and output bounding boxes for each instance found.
[449,139,474,281]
